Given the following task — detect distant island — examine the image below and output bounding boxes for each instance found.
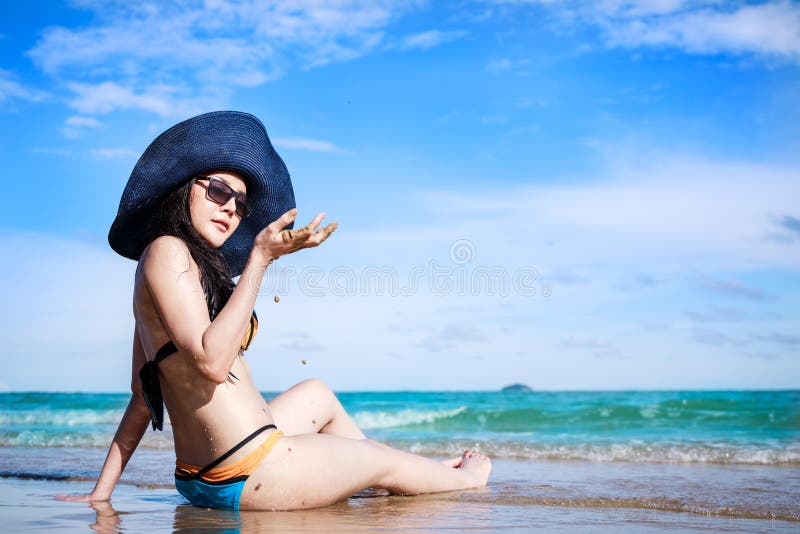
[501,383,533,392]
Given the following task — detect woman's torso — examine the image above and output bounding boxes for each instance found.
[133,244,276,466]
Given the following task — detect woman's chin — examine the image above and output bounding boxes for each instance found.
[197,231,227,249]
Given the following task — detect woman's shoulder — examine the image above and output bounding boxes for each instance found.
[139,236,197,275]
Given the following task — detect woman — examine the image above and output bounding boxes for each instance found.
[58,111,491,511]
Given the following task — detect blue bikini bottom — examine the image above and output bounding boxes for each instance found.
[175,425,283,510]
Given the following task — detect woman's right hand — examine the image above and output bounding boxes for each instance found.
[251,208,337,265]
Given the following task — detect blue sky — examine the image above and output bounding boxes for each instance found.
[1,0,798,391]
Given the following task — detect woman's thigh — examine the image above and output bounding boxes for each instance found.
[239,433,385,510]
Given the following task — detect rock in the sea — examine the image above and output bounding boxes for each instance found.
[501,383,533,392]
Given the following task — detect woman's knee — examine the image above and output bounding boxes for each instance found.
[297,378,337,403]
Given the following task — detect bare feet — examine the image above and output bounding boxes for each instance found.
[440,456,463,468]
[457,450,491,486]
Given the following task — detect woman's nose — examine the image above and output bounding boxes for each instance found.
[220,196,237,214]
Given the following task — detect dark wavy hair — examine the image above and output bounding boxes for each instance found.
[146,179,234,320]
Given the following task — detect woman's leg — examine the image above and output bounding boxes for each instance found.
[239,433,491,511]
[268,379,464,467]
[267,378,366,439]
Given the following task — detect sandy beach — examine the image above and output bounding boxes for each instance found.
[2,452,799,532]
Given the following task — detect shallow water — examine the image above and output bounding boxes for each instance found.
[1,450,798,525]
[2,460,799,532]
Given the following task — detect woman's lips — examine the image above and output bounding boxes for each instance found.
[212,219,229,232]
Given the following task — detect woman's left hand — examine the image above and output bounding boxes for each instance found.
[54,493,106,502]
[251,209,337,264]
[283,212,338,252]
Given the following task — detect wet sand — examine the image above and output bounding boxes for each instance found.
[2,455,798,532]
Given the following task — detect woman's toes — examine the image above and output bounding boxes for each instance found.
[457,451,492,485]
[441,456,463,468]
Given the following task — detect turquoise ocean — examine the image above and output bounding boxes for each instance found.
[1,390,799,523]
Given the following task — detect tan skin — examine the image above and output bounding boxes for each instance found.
[56,171,491,510]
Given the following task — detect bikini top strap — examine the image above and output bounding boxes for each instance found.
[139,361,164,431]
[139,341,178,431]
[155,341,178,362]
[194,424,277,478]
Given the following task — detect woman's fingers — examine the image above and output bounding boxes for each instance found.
[258,211,336,258]
[303,222,338,248]
[305,212,326,233]
[267,208,298,234]
[285,213,326,240]
[280,225,313,245]
[54,493,91,502]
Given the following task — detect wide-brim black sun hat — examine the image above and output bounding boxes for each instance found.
[108,111,295,277]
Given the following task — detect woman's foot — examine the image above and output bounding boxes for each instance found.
[441,455,463,468]
[457,450,491,486]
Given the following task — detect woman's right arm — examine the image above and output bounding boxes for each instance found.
[56,327,152,502]
[142,209,336,383]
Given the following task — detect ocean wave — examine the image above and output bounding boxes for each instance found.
[352,406,468,429]
[0,409,125,426]
[401,440,800,466]
[2,429,798,466]
[0,430,175,450]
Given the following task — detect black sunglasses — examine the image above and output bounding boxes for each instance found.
[194,176,252,218]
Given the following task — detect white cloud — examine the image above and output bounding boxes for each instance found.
[89,148,140,159]
[0,69,47,104]
[61,115,104,138]
[594,0,696,19]
[486,57,514,73]
[400,30,467,50]
[65,116,103,128]
[485,0,800,62]
[29,147,73,156]
[413,322,488,352]
[66,81,219,118]
[272,137,349,153]
[26,1,412,116]
[602,1,800,60]
[410,155,800,272]
[4,145,800,393]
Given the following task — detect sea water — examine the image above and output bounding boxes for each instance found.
[2,390,797,464]
[1,390,799,522]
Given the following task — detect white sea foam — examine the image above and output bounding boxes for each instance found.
[3,428,798,465]
[352,406,468,429]
[0,409,124,426]
[0,429,176,450]
[402,440,800,465]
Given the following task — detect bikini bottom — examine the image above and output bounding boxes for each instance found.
[174,424,284,510]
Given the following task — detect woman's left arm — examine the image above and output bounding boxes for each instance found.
[56,326,152,502]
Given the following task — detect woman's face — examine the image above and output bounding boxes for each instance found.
[189,171,248,248]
